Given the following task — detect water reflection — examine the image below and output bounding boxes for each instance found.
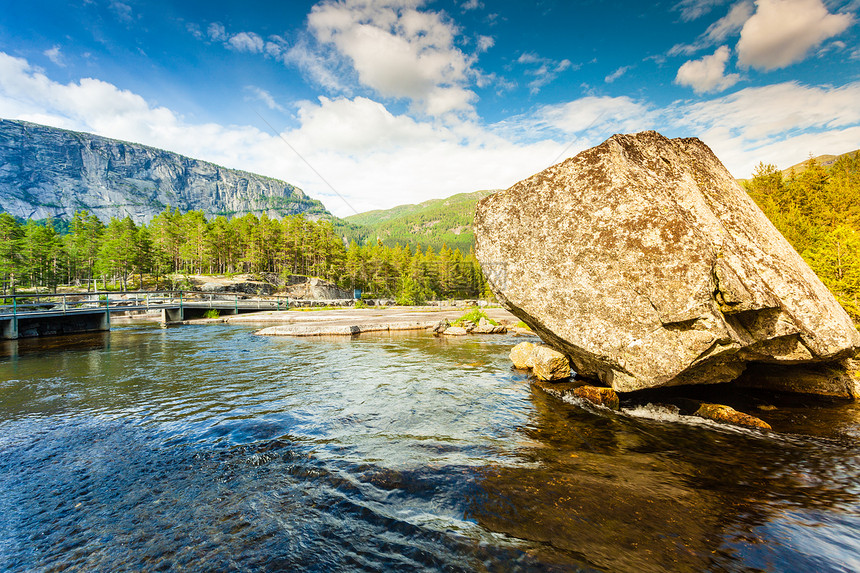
[0,325,859,571]
[468,386,860,572]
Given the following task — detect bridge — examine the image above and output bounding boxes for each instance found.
[0,291,291,340]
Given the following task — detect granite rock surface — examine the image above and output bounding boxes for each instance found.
[0,119,328,223]
[475,131,860,394]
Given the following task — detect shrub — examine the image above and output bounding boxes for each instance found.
[203,309,220,319]
[454,306,497,326]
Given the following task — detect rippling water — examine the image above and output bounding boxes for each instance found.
[1,324,859,572]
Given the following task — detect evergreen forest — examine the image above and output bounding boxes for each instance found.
[744,152,860,321]
[0,208,489,304]
[1,151,859,317]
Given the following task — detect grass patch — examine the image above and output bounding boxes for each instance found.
[354,299,368,309]
[515,321,531,330]
[453,306,497,327]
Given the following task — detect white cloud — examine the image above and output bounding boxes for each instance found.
[736,0,853,70]
[283,40,349,93]
[669,1,753,56]
[3,50,859,218]
[675,46,740,93]
[536,96,654,136]
[228,31,264,53]
[306,0,478,116]
[674,0,731,21]
[0,51,557,217]
[205,23,265,54]
[207,22,227,42]
[605,65,631,83]
[44,46,65,67]
[477,35,494,53]
[516,52,575,94]
[109,1,133,22]
[245,86,285,112]
[461,0,483,10]
[671,81,860,175]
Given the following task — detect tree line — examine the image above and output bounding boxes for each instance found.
[744,152,860,321]
[0,207,490,303]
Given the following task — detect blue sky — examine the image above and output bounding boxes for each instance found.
[1,0,858,216]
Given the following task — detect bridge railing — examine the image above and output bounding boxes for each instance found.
[0,291,292,318]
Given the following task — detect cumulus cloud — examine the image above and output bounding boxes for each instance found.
[44,46,65,67]
[3,49,859,216]
[206,23,266,54]
[0,51,557,216]
[675,46,740,93]
[736,0,853,70]
[669,1,753,56]
[306,0,479,116]
[228,31,264,53]
[207,22,227,42]
[476,35,494,53]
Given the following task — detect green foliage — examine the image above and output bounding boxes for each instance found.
[203,309,220,319]
[745,153,860,322]
[354,299,368,309]
[395,276,426,306]
[340,190,494,252]
[515,321,531,330]
[0,206,490,301]
[453,306,497,326]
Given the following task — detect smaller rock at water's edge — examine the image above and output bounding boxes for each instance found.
[510,341,536,369]
[695,403,772,431]
[531,346,571,381]
[573,386,620,410]
[443,326,469,336]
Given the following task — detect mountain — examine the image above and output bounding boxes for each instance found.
[0,118,330,223]
[340,190,497,252]
[781,149,860,178]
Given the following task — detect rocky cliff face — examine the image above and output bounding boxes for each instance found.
[0,119,330,222]
[475,131,860,396]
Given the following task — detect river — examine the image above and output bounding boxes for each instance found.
[1,323,859,571]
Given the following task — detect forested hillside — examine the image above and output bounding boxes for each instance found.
[340,190,495,252]
[744,152,860,321]
[0,208,488,303]
[3,153,858,313]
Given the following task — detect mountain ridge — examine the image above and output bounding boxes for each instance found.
[0,118,330,223]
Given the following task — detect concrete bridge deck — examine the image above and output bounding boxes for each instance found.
[0,291,292,339]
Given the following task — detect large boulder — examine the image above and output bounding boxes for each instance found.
[475,131,860,394]
[280,276,353,300]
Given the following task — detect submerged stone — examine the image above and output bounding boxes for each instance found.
[475,131,860,394]
[573,385,620,410]
[695,403,772,431]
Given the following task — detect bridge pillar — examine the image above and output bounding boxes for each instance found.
[160,308,184,324]
[1,317,18,340]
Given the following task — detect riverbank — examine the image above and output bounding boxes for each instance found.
[113,305,531,336]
